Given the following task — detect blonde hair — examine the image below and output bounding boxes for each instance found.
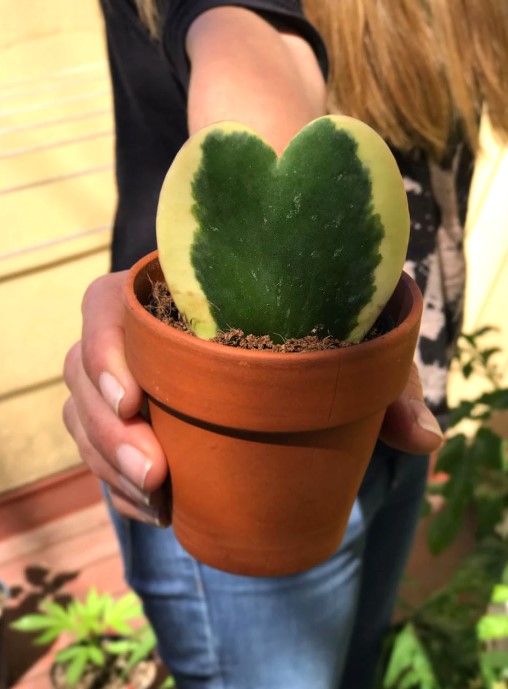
[304,0,508,158]
[134,0,161,40]
[136,0,508,158]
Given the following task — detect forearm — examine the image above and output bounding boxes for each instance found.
[186,6,326,154]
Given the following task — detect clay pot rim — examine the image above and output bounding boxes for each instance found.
[124,250,422,363]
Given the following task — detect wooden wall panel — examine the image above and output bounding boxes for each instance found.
[0,2,115,493]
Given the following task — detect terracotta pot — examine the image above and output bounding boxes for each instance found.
[124,251,423,576]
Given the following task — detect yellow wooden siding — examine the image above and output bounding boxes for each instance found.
[0,1,115,493]
[448,118,508,407]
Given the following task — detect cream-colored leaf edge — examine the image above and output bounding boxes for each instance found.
[157,121,256,339]
[332,116,410,342]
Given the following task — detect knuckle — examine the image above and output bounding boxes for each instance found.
[62,396,76,435]
[64,394,117,470]
[77,430,110,481]
[63,341,82,389]
[80,406,112,458]
[62,403,109,481]
[80,337,100,385]
[81,325,124,385]
[63,382,123,488]
[81,274,111,316]
[79,443,103,477]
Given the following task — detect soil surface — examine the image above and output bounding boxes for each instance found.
[51,656,157,689]
[145,281,386,351]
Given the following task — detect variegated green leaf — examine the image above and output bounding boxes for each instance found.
[157,115,409,342]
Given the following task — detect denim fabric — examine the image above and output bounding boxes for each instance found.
[106,442,429,689]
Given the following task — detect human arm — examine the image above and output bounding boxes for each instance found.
[186,6,326,152]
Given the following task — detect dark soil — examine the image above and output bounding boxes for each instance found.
[145,281,386,352]
[51,655,157,689]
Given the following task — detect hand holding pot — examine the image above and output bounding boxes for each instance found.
[63,272,170,527]
[62,272,442,529]
[380,361,444,454]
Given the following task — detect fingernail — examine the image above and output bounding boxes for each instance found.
[99,372,125,416]
[410,400,444,439]
[138,505,163,527]
[116,444,152,490]
[118,476,151,507]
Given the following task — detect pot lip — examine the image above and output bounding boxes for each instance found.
[124,250,422,362]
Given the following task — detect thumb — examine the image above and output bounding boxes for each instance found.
[379,362,445,455]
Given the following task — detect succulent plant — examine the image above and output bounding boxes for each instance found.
[156,115,409,343]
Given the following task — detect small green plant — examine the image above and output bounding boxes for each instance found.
[105,623,156,673]
[382,624,440,689]
[427,327,508,556]
[156,115,409,342]
[10,588,172,687]
[478,566,508,688]
[380,327,508,689]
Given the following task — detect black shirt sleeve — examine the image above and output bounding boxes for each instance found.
[162,0,328,89]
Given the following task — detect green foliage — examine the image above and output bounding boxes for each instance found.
[478,615,508,643]
[157,116,409,342]
[10,588,160,686]
[477,566,508,687]
[428,329,508,556]
[105,622,157,673]
[190,120,384,340]
[390,539,507,686]
[381,328,508,689]
[427,427,507,555]
[383,624,441,689]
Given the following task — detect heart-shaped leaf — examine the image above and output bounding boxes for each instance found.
[157,115,409,341]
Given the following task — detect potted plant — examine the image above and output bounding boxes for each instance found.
[124,114,422,576]
[10,588,174,689]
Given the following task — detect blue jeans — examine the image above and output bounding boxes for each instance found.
[107,442,429,689]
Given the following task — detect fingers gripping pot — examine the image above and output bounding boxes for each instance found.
[124,115,422,576]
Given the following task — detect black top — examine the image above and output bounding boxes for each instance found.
[100,0,327,272]
[100,0,474,418]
